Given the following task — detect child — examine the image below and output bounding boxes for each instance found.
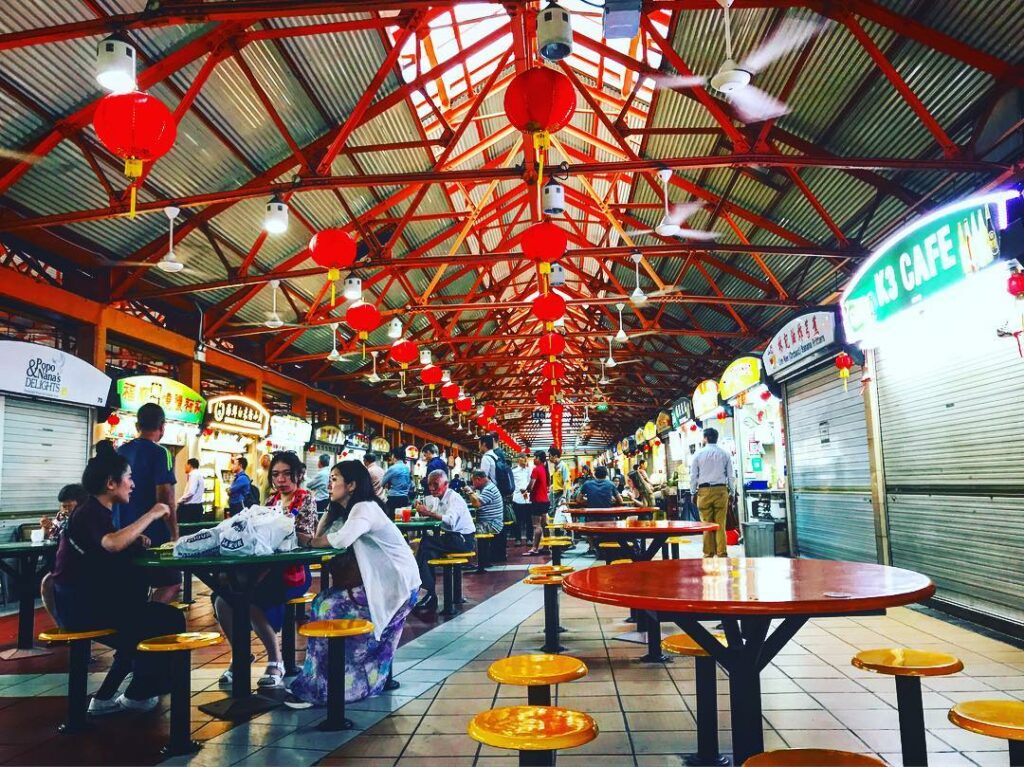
[38,484,89,627]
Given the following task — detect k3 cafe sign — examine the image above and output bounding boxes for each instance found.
[207,395,270,438]
[842,192,1014,345]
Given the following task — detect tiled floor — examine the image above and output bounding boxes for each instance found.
[0,539,1022,766]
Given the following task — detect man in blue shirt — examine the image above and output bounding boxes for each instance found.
[380,447,412,514]
[420,443,447,494]
[580,465,622,509]
[116,402,178,603]
[690,427,734,558]
[227,456,253,516]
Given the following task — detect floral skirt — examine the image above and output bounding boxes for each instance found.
[288,585,416,705]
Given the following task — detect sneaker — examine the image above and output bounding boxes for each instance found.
[115,693,159,713]
[218,669,233,686]
[87,696,122,716]
[257,662,285,689]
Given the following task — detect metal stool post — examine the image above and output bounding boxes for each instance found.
[322,636,353,731]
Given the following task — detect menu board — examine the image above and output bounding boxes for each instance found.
[670,398,693,428]
[207,395,270,438]
[314,424,346,445]
[268,414,313,446]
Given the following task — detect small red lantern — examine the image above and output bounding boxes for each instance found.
[106,413,120,427]
[717,410,727,422]
[541,360,566,380]
[482,403,497,419]
[654,439,661,447]
[345,300,380,352]
[1008,271,1024,298]
[455,397,473,413]
[835,351,854,391]
[93,91,176,218]
[504,68,576,136]
[538,331,566,358]
[420,364,443,389]
[440,383,460,401]
[522,222,568,264]
[532,292,566,328]
[689,423,698,432]
[203,427,213,437]
[388,338,418,368]
[760,390,772,402]
[309,229,357,305]
[536,390,554,407]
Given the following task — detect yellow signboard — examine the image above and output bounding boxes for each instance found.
[692,379,720,419]
[719,356,762,402]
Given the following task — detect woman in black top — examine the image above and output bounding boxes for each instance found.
[51,441,185,715]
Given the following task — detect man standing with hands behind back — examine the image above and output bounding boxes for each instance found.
[689,427,734,558]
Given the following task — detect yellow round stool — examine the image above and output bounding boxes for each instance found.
[38,628,115,734]
[528,564,574,576]
[665,535,691,559]
[852,648,963,766]
[523,575,567,654]
[948,700,1024,766]
[609,558,632,565]
[744,749,886,766]
[468,705,598,766]
[428,557,467,616]
[489,654,588,705]
[138,632,222,756]
[662,632,728,766]
[539,537,573,566]
[299,619,374,731]
[283,592,317,675]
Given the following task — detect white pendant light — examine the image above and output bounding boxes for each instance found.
[629,251,647,305]
[387,318,403,340]
[367,350,381,383]
[419,349,432,366]
[263,195,288,234]
[605,336,617,368]
[96,34,137,94]
[265,279,284,329]
[417,386,428,410]
[342,276,362,301]
[537,2,572,61]
[441,369,451,384]
[614,301,628,343]
[327,323,342,361]
[157,206,184,273]
[549,262,566,287]
[598,359,609,386]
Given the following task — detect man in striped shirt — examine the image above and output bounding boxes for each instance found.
[468,469,504,535]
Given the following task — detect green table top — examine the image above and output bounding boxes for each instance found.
[395,520,442,531]
[136,547,336,569]
[178,520,222,531]
[0,540,57,555]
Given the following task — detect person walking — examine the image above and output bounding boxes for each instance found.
[176,458,205,523]
[689,427,734,558]
[547,447,569,516]
[307,454,332,514]
[227,455,253,517]
[511,454,533,544]
[363,452,386,502]
[412,470,476,613]
[524,451,551,556]
[380,447,412,515]
[116,402,179,604]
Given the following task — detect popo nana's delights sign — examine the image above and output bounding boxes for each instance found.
[842,191,1015,345]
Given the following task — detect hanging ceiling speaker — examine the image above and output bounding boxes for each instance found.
[343,276,362,302]
[549,262,567,287]
[263,194,288,234]
[327,323,343,362]
[542,178,565,216]
[95,34,137,94]
[537,2,572,61]
[614,302,628,343]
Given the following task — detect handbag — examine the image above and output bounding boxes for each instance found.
[725,494,740,531]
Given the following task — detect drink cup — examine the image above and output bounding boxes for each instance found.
[625,515,638,524]
[30,528,44,544]
[402,508,412,523]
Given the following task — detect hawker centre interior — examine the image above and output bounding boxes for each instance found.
[0,2,1022,766]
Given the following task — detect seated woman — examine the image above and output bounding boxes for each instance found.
[39,483,89,627]
[213,450,316,689]
[287,460,420,707]
[51,442,185,714]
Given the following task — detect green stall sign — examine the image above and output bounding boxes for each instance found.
[117,375,206,425]
[841,192,1014,345]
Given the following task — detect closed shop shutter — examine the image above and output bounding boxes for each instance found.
[0,396,91,515]
[874,283,1024,626]
[786,365,874,562]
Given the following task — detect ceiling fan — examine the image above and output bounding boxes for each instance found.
[102,206,213,276]
[626,169,719,240]
[326,322,347,363]
[614,302,628,343]
[651,2,825,123]
[233,279,306,329]
[366,350,382,383]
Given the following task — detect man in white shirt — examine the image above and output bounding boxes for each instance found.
[689,427,734,557]
[177,458,205,524]
[478,434,498,484]
[511,454,533,543]
[412,469,477,612]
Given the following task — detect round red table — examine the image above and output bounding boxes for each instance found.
[564,519,716,561]
[565,506,659,520]
[562,557,934,765]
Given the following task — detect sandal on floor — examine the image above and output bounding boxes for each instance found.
[524,549,543,556]
[283,694,313,710]
[257,661,285,688]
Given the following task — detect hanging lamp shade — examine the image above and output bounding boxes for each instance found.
[309,229,357,305]
[440,383,460,401]
[522,221,568,263]
[420,364,443,387]
[388,338,418,368]
[345,300,380,341]
[482,403,497,419]
[538,331,566,357]
[532,292,566,327]
[504,67,576,134]
[455,397,474,413]
[93,91,176,218]
[541,360,566,380]
[536,390,554,407]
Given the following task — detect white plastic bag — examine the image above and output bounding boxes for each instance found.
[251,510,297,554]
[218,515,258,557]
[173,527,220,558]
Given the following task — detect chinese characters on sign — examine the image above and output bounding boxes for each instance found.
[117,376,206,425]
[762,311,837,379]
[207,395,270,438]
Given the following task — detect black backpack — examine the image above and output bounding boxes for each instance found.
[490,451,515,496]
[243,478,260,508]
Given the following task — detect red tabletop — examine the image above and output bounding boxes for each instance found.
[565,506,659,517]
[561,557,935,616]
[564,519,717,536]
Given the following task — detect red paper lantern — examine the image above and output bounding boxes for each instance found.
[536,390,554,407]
[106,413,120,427]
[689,423,698,432]
[717,410,727,422]
[345,300,380,340]
[482,403,497,418]
[455,397,473,413]
[203,427,213,437]
[522,222,568,264]
[309,229,357,304]
[504,68,576,134]
[538,331,566,357]
[760,390,772,401]
[541,360,566,380]
[420,364,443,387]
[1008,271,1024,298]
[531,292,566,326]
[440,383,460,401]
[835,350,854,391]
[93,91,176,217]
[388,338,418,368]
[654,439,661,447]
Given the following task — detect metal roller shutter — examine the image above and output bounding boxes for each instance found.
[0,396,91,515]
[874,275,1024,625]
[786,365,875,562]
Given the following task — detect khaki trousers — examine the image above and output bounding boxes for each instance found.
[696,485,729,557]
